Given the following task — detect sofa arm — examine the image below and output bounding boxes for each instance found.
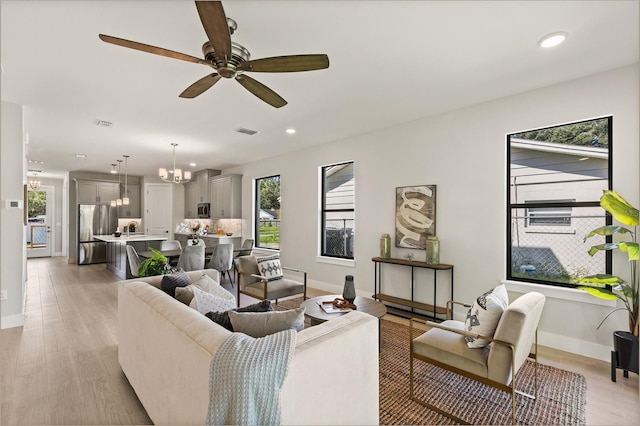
[280,311,379,425]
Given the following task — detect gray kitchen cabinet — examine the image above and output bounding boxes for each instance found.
[209,174,242,218]
[119,184,141,218]
[77,180,120,204]
[184,181,199,218]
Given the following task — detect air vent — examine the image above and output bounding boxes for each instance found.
[94,119,113,127]
[235,127,259,136]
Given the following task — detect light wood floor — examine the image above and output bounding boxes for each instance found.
[1,257,638,425]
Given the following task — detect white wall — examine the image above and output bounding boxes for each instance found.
[225,64,639,361]
[1,101,26,328]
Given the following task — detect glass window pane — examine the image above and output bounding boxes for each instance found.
[255,176,280,250]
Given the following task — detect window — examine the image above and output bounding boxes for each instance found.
[507,117,612,287]
[321,162,354,259]
[526,200,573,227]
[255,175,280,250]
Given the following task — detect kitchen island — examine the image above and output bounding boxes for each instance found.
[174,232,242,250]
[94,234,168,279]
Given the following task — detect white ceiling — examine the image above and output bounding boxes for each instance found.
[2,0,638,178]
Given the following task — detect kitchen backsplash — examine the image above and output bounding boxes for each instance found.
[177,218,242,236]
[118,218,142,233]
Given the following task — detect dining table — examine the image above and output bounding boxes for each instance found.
[138,247,243,262]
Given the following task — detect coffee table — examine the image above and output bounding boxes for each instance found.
[301,295,387,325]
[300,295,387,349]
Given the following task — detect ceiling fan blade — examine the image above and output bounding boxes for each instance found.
[99,34,206,65]
[237,54,329,73]
[195,1,231,65]
[179,73,222,98]
[235,74,287,108]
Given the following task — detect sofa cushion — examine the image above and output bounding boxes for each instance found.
[160,270,192,297]
[464,284,509,348]
[175,273,233,306]
[205,300,273,331]
[190,286,236,315]
[228,307,305,338]
[256,254,284,281]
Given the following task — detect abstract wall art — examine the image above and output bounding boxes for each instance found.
[395,185,436,249]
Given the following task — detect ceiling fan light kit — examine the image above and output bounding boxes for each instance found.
[99,0,329,108]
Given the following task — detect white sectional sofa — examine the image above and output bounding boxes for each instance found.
[118,269,380,425]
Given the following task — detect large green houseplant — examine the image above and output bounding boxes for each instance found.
[579,190,638,379]
[579,190,639,335]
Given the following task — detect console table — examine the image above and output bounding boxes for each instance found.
[372,257,453,320]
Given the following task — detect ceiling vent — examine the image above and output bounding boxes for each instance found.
[235,127,259,136]
[94,119,113,127]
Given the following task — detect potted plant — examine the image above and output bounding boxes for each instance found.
[138,247,173,277]
[579,190,639,380]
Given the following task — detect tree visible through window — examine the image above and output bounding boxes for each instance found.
[507,117,612,287]
[255,175,280,249]
[321,162,355,259]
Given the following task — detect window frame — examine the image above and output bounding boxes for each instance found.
[320,161,355,260]
[506,116,613,288]
[254,174,281,251]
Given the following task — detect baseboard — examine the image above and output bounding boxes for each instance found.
[1,313,25,329]
[539,330,611,362]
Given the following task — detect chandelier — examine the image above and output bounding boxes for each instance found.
[29,171,41,190]
[159,143,192,184]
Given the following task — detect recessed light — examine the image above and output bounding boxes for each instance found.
[75,153,87,158]
[286,128,296,135]
[538,32,568,48]
[189,162,197,167]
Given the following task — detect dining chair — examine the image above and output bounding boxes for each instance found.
[207,243,234,285]
[160,240,182,266]
[187,238,206,247]
[160,240,182,251]
[232,238,254,282]
[126,245,141,278]
[176,244,205,272]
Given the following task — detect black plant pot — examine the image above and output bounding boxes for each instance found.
[611,330,639,382]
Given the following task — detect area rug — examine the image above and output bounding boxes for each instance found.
[276,297,587,425]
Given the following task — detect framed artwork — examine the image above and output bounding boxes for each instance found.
[395,185,436,249]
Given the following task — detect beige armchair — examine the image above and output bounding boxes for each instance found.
[409,291,545,425]
[236,255,307,307]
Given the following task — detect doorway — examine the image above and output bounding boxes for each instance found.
[26,185,54,258]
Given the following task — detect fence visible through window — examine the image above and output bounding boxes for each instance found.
[258,219,280,249]
[323,219,354,258]
[510,212,606,284]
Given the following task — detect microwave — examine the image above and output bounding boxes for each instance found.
[197,203,210,218]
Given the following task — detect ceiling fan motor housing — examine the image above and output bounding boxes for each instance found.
[202,41,250,78]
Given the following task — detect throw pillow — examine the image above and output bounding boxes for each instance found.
[174,275,212,305]
[464,284,509,348]
[160,270,192,298]
[191,286,236,315]
[256,254,283,281]
[228,307,305,338]
[205,300,273,331]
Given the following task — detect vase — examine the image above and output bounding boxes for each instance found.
[426,235,440,264]
[343,275,356,303]
[380,234,391,258]
[611,330,639,382]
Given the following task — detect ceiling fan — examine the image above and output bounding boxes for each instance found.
[99,1,329,108]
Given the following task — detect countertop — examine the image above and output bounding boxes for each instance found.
[175,232,240,239]
[93,234,168,243]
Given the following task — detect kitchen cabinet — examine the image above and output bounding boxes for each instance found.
[209,174,242,218]
[77,180,120,204]
[119,184,141,218]
[184,181,199,218]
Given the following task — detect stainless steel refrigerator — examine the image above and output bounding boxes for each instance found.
[78,204,118,265]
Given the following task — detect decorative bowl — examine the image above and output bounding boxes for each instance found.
[225,233,233,236]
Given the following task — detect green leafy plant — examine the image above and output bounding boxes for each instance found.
[579,190,639,336]
[138,247,173,277]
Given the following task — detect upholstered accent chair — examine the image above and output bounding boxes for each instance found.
[232,238,254,281]
[409,292,546,425]
[207,243,234,284]
[176,244,205,272]
[125,245,141,278]
[236,255,307,307]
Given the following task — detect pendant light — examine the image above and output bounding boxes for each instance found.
[29,171,42,190]
[110,163,117,207]
[159,143,192,183]
[122,155,130,205]
[116,159,123,206]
